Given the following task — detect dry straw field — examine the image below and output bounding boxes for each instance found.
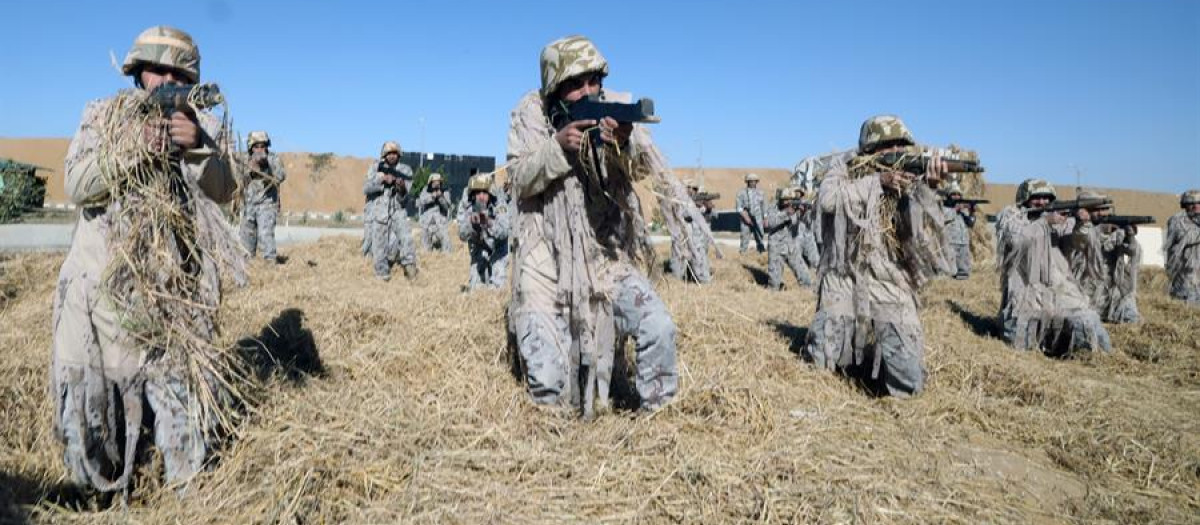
[1,236,1197,524]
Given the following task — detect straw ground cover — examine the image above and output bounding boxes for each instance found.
[1,237,1197,523]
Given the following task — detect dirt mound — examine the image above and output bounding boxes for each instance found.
[1,239,1196,523]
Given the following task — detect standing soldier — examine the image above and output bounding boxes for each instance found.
[52,26,239,494]
[763,187,817,290]
[941,182,975,280]
[458,173,510,290]
[804,115,948,397]
[1165,189,1200,305]
[239,130,285,262]
[1062,192,1142,323]
[364,141,418,281]
[506,35,678,416]
[995,179,1110,354]
[416,172,453,252]
[668,180,715,283]
[736,173,766,254]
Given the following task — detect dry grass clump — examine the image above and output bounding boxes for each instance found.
[1,240,1197,523]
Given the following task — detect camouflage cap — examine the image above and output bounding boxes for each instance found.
[1181,189,1200,207]
[428,173,443,184]
[1016,178,1057,204]
[468,173,493,192]
[247,130,271,149]
[745,173,760,182]
[858,115,915,154]
[540,35,609,98]
[380,141,401,158]
[121,26,200,83]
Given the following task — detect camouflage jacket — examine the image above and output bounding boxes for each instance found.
[736,187,766,222]
[238,152,285,206]
[363,161,412,224]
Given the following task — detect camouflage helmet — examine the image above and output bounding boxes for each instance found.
[790,185,807,198]
[745,173,760,182]
[943,182,964,198]
[1181,189,1200,207]
[380,141,401,158]
[683,178,696,188]
[1015,178,1057,204]
[467,173,493,192]
[858,115,915,154]
[121,26,201,84]
[428,173,443,184]
[247,130,271,149]
[540,35,609,98]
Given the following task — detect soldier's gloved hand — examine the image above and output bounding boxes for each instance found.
[599,117,632,146]
[382,174,395,185]
[168,111,201,150]
[555,119,596,154]
[1045,210,1067,225]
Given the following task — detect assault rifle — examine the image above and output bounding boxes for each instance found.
[1095,215,1155,227]
[944,198,990,208]
[1041,196,1112,214]
[874,151,985,175]
[146,83,224,114]
[376,162,411,197]
[550,94,659,148]
[744,208,766,253]
[693,191,721,203]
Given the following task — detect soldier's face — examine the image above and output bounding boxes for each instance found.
[556,72,602,102]
[385,152,399,164]
[1093,207,1112,218]
[474,192,491,205]
[1185,202,1200,216]
[1027,195,1051,209]
[138,64,187,91]
[251,144,267,154]
[430,181,441,190]
[747,180,758,188]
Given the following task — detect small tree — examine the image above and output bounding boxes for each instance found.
[307,152,335,184]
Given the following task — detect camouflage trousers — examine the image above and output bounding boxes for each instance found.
[948,243,971,278]
[421,219,452,253]
[512,271,678,410]
[1002,303,1112,356]
[767,242,812,290]
[668,241,712,284]
[739,223,763,254]
[1168,279,1200,306]
[52,272,206,493]
[1104,294,1141,324]
[370,217,417,278]
[805,279,926,398]
[240,201,279,260]
[466,243,509,290]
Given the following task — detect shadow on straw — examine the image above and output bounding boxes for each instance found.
[236,308,325,384]
[740,263,770,288]
[0,470,93,523]
[947,300,1002,339]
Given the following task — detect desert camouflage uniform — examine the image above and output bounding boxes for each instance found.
[668,200,714,283]
[363,161,418,279]
[506,37,677,413]
[238,151,285,260]
[1165,205,1200,305]
[804,116,949,397]
[942,204,974,278]
[1064,217,1142,323]
[996,198,1111,354]
[51,27,237,493]
[736,186,766,253]
[416,182,453,252]
[458,182,511,290]
[763,202,817,290]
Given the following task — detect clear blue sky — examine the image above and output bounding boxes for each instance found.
[2,0,1196,192]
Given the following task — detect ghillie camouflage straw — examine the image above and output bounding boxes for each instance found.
[94,66,249,447]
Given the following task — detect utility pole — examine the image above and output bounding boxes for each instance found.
[418,116,426,170]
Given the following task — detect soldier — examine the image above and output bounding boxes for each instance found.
[668,179,714,283]
[51,26,236,493]
[506,35,678,415]
[1062,191,1142,323]
[238,130,286,262]
[416,172,453,252]
[995,179,1110,354]
[763,187,818,291]
[458,173,510,290]
[736,172,766,254]
[363,141,418,281]
[941,182,976,280]
[804,115,948,397]
[1165,189,1200,305]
